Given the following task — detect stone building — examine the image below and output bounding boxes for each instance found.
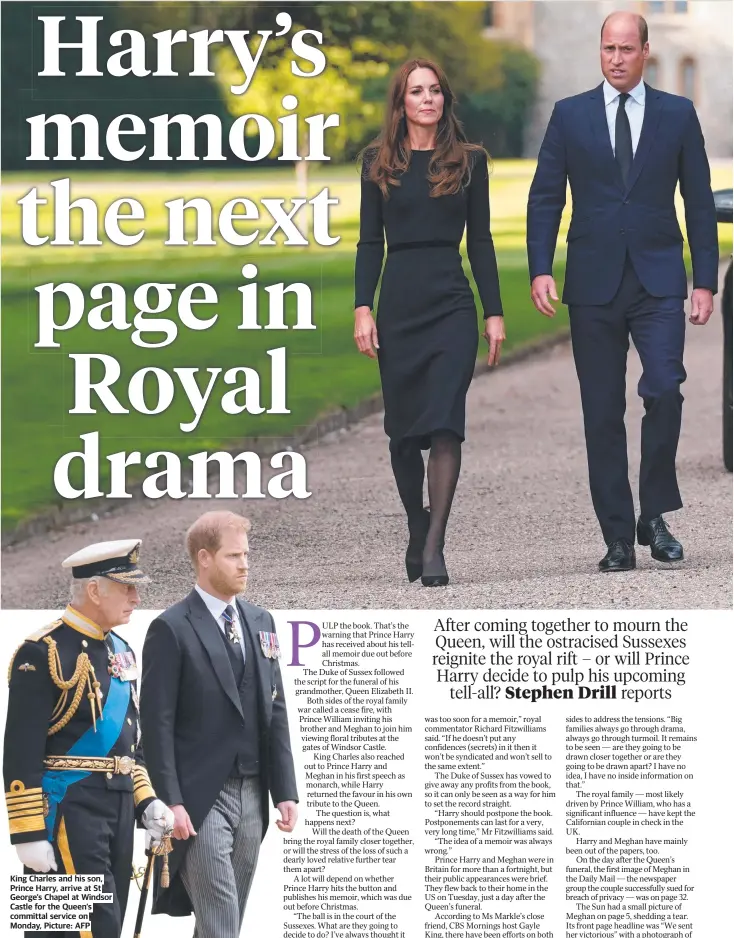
[482,0,733,158]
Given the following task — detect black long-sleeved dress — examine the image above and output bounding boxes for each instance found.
[355,148,503,448]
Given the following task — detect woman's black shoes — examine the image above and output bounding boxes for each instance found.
[405,509,430,582]
[405,511,449,586]
[421,549,449,587]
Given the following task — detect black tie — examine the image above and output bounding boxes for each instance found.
[222,605,239,644]
[615,92,633,186]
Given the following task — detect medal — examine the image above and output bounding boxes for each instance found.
[105,640,138,681]
[259,631,281,659]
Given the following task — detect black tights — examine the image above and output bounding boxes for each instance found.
[389,431,462,559]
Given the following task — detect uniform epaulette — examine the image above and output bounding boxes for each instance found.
[7,620,64,682]
[27,619,64,643]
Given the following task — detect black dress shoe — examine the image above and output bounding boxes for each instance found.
[637,516,684,562]
[421,548,449,587]
[599,539,636,572]
[405,508,430,582]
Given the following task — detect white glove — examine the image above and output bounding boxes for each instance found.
[142,799,175,846]
[16,840,57,873]
[145,829,168,850]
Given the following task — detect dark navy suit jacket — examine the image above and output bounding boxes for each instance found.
[527,83,719,306]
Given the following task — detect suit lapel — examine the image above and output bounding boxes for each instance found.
[588,84,624,191]
[186,590,243,719]
[625,85,664,194]
[237,599,272,722]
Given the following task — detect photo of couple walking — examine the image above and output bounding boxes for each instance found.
[354,11,720,586]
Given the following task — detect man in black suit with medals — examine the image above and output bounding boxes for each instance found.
[527,11,718,571]
[140,511,298,936]
[3,539,174,938]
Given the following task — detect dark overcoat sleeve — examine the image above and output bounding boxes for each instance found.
[266,613,299,806]
[140,616,185,808]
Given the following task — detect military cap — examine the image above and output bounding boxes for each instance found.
[61,539,149,584]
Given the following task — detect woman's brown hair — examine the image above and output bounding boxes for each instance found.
[364,58,485,198]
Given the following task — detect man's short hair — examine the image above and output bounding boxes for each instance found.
[186,511,251,568]
[601,12,649,48]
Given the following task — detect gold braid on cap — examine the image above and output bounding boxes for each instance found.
[44,638,103,734]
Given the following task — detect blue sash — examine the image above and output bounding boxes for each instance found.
[42,634,131,840]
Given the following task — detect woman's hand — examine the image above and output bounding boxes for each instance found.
[483,315,506,367]
[354,306,379,359]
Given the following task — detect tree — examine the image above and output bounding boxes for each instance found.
[404,2,539,157]
[120,1,415,46]
[1,2,231,171]
[123,1,539,159]
[215,37,402,196]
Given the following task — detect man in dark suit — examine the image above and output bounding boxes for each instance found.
[527,11,718,572]
[140,511,298,935]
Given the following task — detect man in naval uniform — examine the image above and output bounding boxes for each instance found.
[3,539,174,938]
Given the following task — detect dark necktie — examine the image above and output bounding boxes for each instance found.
[222,604,239,644]
[615,92,633,186]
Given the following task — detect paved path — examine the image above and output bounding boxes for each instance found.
[3,294,731,610]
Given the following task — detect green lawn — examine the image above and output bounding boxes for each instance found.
[2,161,731,527]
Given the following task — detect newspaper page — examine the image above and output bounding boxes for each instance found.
[0,612,730,938]
[0,4,732,938]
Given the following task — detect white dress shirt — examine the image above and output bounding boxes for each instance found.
[195,584,245,661]
[603,78,645,156]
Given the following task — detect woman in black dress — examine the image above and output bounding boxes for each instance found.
[354,58,505,587]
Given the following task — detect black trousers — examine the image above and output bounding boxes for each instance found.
[569,255,686,545]
[24,784,135,938]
